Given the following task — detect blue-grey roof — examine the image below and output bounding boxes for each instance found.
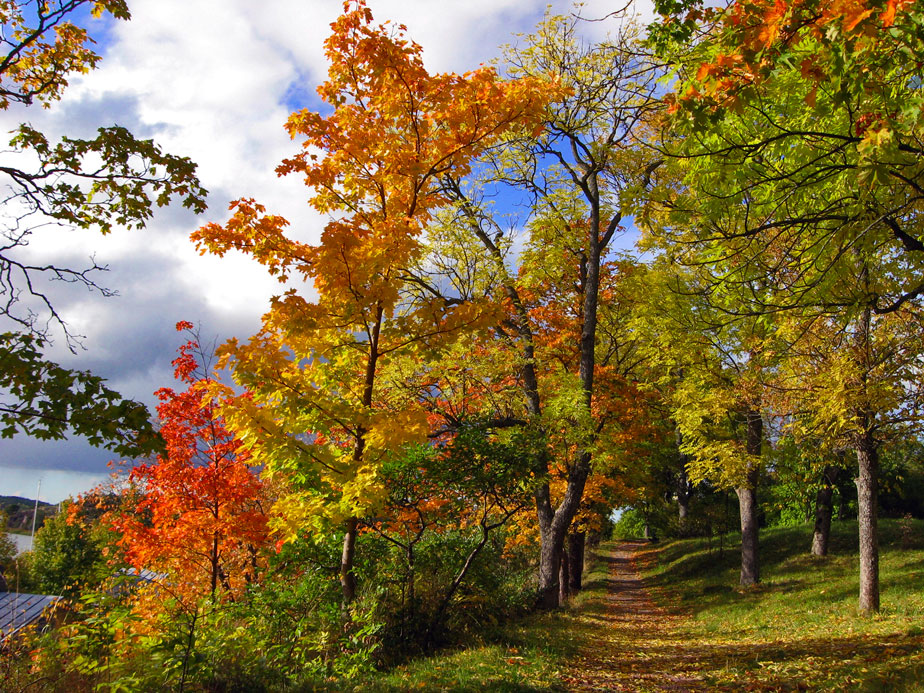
[0,592,62,639]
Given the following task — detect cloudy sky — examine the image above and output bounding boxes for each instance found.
[0,0,654,503]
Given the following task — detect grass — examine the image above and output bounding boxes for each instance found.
[641,517,924,691]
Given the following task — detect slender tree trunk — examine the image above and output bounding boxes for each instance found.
[407,543,415,610]
[568,531,585,593]
[340,306,383,608]
[341,516,358,608]
[737,408,762,587]
[676,428,692,536]
[210,531,219,597]
[811,466,838,557]
[856,429,880,613]
[559,542,570,604]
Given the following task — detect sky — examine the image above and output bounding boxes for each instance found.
[0,0,655,503]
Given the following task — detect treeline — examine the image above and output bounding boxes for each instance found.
[3,0,924,690]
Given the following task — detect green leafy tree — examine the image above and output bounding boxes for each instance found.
[31,500,110,596]
[0,511,18,590]
[0,1,206,455]
[646,0,924,613]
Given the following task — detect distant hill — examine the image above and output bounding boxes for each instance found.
[0,496,57,533]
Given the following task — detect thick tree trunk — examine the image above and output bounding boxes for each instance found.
[856,430,880,613]
[737,409,762,587]
[568,531,585,593]
[535,451,592,609]
[340,516,358,608]
[811,466,838,557]
[736,482,760,586]
[536,524,562,609]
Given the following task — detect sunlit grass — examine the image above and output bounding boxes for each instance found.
[643,518,924,691]
[295,521,924,691]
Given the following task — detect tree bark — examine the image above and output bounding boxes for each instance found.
[339,306,383,608]
[855,429,880,613]
[811,465,838,557]
[676,429,693,535]
[568,531,585,593]
[737,408,762,587]
[340,516,358,608]
[736,482,759,586]
[559,542,570,604]
[535,452,592,609]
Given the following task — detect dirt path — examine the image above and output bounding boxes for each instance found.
[561,541,707,692]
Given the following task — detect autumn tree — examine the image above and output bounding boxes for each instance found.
[107,322,269,602]
[0,0,206,455]
[193,0,554,607]
[426,12,662,608]
[630,261,772,586]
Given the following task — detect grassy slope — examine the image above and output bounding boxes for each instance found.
[642,517,924,691]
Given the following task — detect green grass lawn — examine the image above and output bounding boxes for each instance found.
[642,517,924,691]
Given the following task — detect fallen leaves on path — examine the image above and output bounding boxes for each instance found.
[560,542,924,692]
[561,543,707,692]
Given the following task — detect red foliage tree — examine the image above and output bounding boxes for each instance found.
[109,322,269,600]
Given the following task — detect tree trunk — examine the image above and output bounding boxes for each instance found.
[340,516,358,609]
[210,531,219,597]
[736,482,760,586]
[568,531,585,593]
[535,453,591,609]
[856,430,880,613]
[676,429,693,535]
[811,466,838,557]
[737,409,762,587]
[559,542,570,604]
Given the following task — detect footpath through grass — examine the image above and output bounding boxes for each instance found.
[309,518,924,691]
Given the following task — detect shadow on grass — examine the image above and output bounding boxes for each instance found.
[567,542,924,692]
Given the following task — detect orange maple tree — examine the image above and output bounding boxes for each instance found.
[192,0,556,606]
[657,0,919,112]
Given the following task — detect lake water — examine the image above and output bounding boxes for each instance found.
[7,533,33,555]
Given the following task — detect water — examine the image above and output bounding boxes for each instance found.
[7,533,33,555]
